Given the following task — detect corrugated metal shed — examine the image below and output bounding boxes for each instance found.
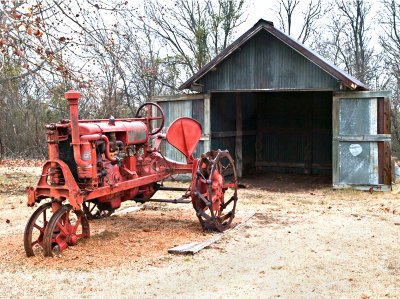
[154,19,391,190]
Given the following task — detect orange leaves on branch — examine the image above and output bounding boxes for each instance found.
[12,12,22,19]
[45,49,53,56]
[13,49,22,57]
[27,27,32,35]
[59,37,66,42]
[33,29,43,37]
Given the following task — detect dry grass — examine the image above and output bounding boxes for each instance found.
[1,163,400,298]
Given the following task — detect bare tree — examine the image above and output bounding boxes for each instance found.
[143,0,245,76]
[206,0,245,55]
[273,0,326,44]
[315,0,376,86]
[379,0,400,154]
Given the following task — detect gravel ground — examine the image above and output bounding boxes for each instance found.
[1,165,400,298]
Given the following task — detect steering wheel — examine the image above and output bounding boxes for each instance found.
[135,102,165,135]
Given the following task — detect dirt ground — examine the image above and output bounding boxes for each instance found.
[1,161,400,298]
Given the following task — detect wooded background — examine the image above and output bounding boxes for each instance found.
[1,0,400,158]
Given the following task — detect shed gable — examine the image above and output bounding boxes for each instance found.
[198,29,339,91]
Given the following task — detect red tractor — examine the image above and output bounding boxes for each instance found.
[24,90,238,257]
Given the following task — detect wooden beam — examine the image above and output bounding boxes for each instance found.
[235,94,243,178]
[254,161,331,169]
[377,97,384,134]
[384,141,392,187]
[378,142,384,184]
[333,91,391,98]
[304,96,313,174]
[332,97,340,186]
[168,212,255,255]
[211,130,256,138]
[152,93,205,102]
[203,93,211,152]
[256,97,263,172]
[384,97,391,134]
[333,183,391,192]
[332,135,391,142]
[255,161,305,168]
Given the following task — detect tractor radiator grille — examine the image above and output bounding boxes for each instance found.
[58,137,78,180]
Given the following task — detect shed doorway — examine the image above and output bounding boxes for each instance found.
[210,91,332,179]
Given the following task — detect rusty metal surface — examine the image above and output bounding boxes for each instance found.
[159,100,205,163]
[338,142,378,184]
[179,19,369,92]
[339,98,377,135]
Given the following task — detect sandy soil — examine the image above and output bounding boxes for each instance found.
[1,163,400,298]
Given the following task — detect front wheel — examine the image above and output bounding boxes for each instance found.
[24,202,53,257]
[43,204,90,257]
[192,150,238,232]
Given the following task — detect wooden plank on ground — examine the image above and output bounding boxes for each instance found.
[114,206,143,215]
[168,212,256,255]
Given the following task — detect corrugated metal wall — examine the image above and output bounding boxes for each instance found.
[199,30,340,91]
[158,100,204,163]
[334,97,379,185]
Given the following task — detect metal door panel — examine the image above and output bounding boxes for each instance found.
[333,91,391,190]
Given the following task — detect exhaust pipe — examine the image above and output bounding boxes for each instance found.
[65,90,93,178]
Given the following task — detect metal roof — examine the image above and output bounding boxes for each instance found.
[179,19,370,91]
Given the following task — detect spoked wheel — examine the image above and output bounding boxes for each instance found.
[24,202,52,257]
[192,150,238,232]
[82,201,115,220]
[43,204,90,257]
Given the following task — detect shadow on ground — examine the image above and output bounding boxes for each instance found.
[239,172,331,193]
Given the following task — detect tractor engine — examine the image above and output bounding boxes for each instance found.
[44,91,162,210]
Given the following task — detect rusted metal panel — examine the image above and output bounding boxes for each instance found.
[192,99,204,128]
[166,100,192,163]
[332,91,392,190]
[180,19,369,92]
[338,141,379,184]
[155,95,207,163]
[198,30,339,92]
[339,98,377,135]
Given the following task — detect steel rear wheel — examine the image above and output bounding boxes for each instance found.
[43,204,90,257]
[82,201,115,220]
[193,150,238,232]
[24,202,52,257]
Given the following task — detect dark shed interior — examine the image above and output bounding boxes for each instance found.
[211,91,332,175]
